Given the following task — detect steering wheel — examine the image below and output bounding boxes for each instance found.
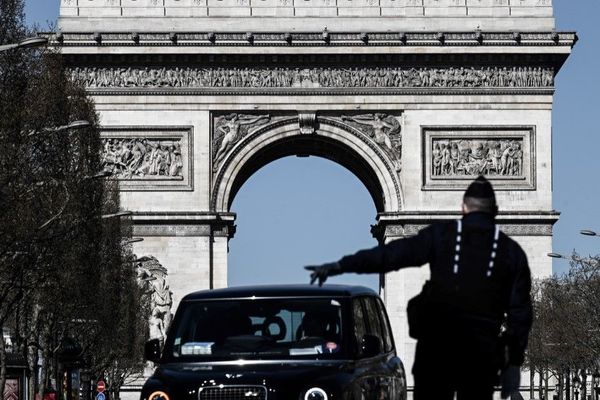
[261,316,287,341]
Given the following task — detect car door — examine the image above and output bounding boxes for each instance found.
[350,296,389,400]
[362,296,398,400]
[368,296,407,400]
[350,296,376,400]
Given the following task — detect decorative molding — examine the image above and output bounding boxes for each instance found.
[372,211,558,240]
[379,222,553,238]
[132,223,235,238]
[48,31,578,48]
[100,126,193,191]
[132,225,212,237]
[422,126,535,190]
[70,66,554,90]
[84,87,556,97]
[501,224,553,236]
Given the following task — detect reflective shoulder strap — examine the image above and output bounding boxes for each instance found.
[486,225,501,278]
[453,220,462,275]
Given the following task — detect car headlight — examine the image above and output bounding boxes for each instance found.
[148,391,170,400]
[304,387,328,400]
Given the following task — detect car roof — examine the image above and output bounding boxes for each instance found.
[181,284,377,301]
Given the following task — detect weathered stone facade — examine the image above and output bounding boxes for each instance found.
[58,0,573,396]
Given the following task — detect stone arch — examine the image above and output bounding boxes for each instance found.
[211,116,403,214]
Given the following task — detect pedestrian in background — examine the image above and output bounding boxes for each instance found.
[305,175,532,400]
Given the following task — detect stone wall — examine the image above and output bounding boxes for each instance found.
[59,0,555,31]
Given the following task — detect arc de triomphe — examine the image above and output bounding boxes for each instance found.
[58,0,573,389]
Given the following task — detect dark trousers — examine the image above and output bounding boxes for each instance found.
[413,375,494,400]
[412,338,499,400]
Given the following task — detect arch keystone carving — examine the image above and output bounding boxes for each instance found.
[298,112,318,135]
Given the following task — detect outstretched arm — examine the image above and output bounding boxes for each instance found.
[240,115,270,126]
[306,225,435,285]
[342,115,375,127]
[338,225,434,274]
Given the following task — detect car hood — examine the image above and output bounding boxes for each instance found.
[143,360,353,399]
[156,359,350,382]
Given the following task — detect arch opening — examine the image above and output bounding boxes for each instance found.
[212,118,402,214]
[228,155,380,290]
[227,134,385,213]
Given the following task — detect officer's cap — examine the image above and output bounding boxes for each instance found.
[464,175,496,202]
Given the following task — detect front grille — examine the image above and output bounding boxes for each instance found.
[199,385,267,400]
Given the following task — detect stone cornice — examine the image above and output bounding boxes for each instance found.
[372,210,560,239]
[46,31,577,49]
[131,212,237,237]
[85,87,555,97]
[377,210,560,221]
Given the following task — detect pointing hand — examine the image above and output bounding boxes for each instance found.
[304,262,342,286]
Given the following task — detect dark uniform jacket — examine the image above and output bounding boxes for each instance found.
[338,212,532,368]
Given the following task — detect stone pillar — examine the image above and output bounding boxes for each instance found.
[210,214,236,290]
[131,212,236,311]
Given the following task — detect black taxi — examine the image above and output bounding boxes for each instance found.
[141,284,407,400]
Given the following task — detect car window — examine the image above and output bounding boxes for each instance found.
[164,298,345,361]
[375,298,394,352]
[352,298,368,357]
[363,297,385,354]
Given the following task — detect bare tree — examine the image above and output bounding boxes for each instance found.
[527,254,600,400]
[0,1,150,398]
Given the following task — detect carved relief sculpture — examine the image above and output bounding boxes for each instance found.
[213,114,271,170]
[136,256,173,342]
[423,127,534,190]
[431,138,524,177]
[101,137,184,180]
[341,113,402,170]
[71,66,554,89]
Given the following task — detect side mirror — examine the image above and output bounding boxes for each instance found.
[361,334,382,358]
[144,339,161,363]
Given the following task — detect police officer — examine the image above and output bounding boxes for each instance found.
[305,176,531,400]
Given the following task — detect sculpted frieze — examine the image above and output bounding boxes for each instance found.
[431,138,523,178]
[423,127,534,190]
[101,137,184,180]
[100,126,193,191]
[70,66,554,89]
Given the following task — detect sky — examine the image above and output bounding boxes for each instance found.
[23,0,599,286]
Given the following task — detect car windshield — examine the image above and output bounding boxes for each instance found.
[166,298,346,361]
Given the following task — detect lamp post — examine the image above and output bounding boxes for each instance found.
[83,171,112,181]
[123,237,144,245]
[0,36,48,52]
[28,120,91,137]
[581,230,599,237]
[101,211,133,220]
[573,375,582,400]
